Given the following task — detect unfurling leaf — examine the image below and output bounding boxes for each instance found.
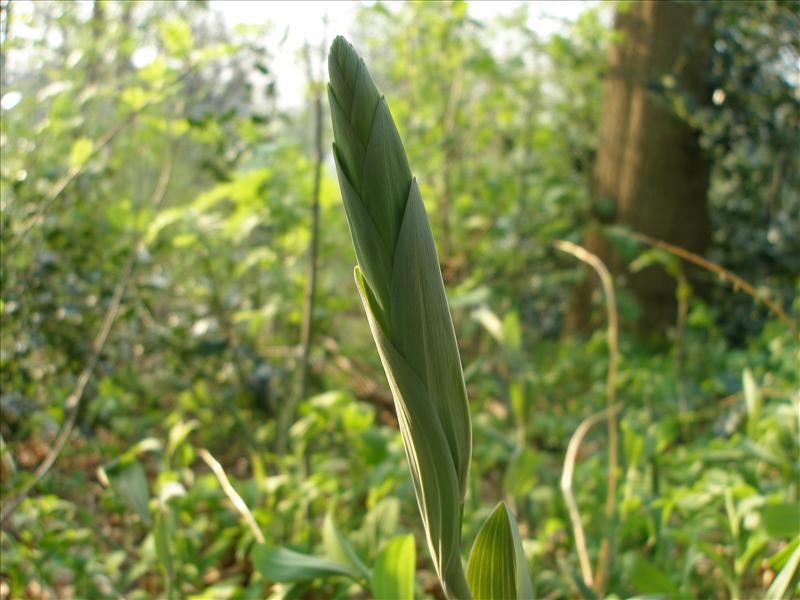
[466,502,533,600]
[329,35,472,599]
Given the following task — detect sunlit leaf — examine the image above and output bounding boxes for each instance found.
[161,17,194,57]
[466,502,533,600]
[252,545,359,583]
[69,137,93,167]
[372,534,416,600]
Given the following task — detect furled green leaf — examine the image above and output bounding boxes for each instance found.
[252,545,359,583]
[372,534,416,600]
[388,180,471,496]
[355,266,467,598]
[466,502,533,600]
[330,36,472,599]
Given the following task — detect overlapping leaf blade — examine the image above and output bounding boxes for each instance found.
[329,35,472,599]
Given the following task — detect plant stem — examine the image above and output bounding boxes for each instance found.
[561,404,621,589]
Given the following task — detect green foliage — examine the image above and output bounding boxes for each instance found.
[1,2,797,599]
[252,546,360,583]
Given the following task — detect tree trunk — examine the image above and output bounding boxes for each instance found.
[569,1,714,336]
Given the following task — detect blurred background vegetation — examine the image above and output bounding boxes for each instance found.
[0,1,798,598]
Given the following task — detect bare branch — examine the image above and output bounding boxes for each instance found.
[622,229,798,339]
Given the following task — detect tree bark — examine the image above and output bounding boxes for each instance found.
[569,1,714,336]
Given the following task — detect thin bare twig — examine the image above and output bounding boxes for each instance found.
[278,35,326,454]
[622,229,799,339]
[555,239,619,596]
[0,159,173,523]
[197,448,265,544]
[297,37,325,406]
[561,403,622,589]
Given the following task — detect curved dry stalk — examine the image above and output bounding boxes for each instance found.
[555,239,619,595]
[622,230,799,339]
[560,404,622,589]
[279,36,327,455]
[0,160,173,524]
[198,448,265,544]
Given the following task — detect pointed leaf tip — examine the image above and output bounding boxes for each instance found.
[467,503,533,600]
[330,35,473,600]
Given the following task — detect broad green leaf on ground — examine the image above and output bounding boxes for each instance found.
[322,512,371,579]
[252,545,359,583]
